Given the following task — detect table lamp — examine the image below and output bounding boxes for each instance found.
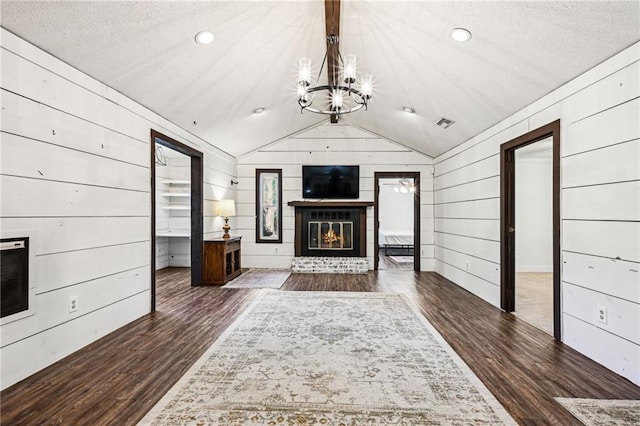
[216,199,236,239]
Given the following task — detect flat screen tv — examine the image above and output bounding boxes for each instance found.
[303,165,359,199]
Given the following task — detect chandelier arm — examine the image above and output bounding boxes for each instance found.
[306,84,364,96]
[298,97,315,109]
[309,85,367,106]
[302,103,365,115]
[299,85,366,115]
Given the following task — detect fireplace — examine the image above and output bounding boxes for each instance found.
[289,201,373,258]
[308,221,353,251]
[1,238,29,318]
[301,208,359,257]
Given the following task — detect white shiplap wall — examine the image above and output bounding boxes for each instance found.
[0,28,237,389]
[433,42,640,385]
[237,123,434,270]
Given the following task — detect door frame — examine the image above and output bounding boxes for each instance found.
[500,120,561,339]
[150,130,203,311]
[374,172,421,271]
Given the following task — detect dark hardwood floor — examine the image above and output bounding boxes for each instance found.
[2,268,639,425]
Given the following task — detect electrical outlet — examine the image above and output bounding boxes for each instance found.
[69,296,78,313]
[597,306,607,324]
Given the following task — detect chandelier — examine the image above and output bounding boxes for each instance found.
[297,34,373,116]
[394,179,416,194]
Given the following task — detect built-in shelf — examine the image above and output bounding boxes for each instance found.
[161,192,190,197]
[156,230,191,237]
[161,205,190,210]
[162,180,190,185]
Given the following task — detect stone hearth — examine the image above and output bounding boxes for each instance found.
[291,257,369,274]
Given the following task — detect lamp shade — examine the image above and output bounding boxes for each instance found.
[216,199,236,217]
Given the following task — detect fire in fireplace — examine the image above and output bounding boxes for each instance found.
[308,221,353,250]
[297,207,363,257]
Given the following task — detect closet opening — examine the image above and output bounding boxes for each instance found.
[150,130,203,311]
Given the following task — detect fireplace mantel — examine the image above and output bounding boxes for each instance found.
[287,201,374,207]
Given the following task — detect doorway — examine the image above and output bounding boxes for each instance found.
[150,130,203,311]
[500,120,561,339]
[374,172,420,271]
[514,138,553,334]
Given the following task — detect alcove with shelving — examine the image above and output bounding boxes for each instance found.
[155,147,191,269]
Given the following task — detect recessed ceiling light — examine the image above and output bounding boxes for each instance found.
[253,107,265,114]
[194,30,214,45]
[451,27,472,42]
[402,106,415,114]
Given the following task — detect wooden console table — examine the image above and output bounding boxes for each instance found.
[203,237,242,285]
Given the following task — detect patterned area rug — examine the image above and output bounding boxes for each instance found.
[222,268,291,289]
[555,398,640,425]
[138,292,517,425]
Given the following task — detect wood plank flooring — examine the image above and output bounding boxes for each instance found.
[515,272,554,335]
[2,268,639,425]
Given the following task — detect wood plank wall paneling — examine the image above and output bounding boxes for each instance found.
[2,133,150,189]
[433,42,640,385]
[563,98,639,157]
[434,155,499,191]
[1,90,150,167]
[0,28,237,390]
[236,122,435,271]
[563,139,640,188]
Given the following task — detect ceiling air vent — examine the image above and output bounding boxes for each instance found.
[434,117,455,129]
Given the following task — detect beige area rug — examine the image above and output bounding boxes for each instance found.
[222,268,291,289]
[138,292,517,425]
[555,398,640,425]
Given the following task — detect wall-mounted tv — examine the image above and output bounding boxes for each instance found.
[302,165,360,199]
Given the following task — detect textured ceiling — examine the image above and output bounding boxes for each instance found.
[1,1,638,158]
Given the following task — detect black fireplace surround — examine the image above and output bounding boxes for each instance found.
[300,208,361,257]
[289,201,372,258]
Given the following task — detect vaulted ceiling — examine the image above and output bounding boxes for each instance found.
[2,1,638,158]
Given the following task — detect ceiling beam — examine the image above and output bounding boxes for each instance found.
[324,0,341,123]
